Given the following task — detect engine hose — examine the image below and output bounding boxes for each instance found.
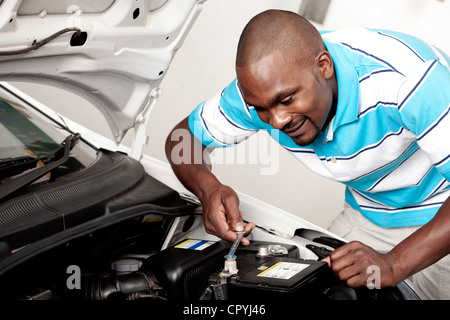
[84,271,164,300]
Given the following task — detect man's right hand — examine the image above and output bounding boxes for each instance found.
[200,182,255,245]
[165,116,254,245]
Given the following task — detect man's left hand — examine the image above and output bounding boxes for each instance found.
[323,241,400,288]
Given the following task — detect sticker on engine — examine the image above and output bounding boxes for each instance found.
[257,261,309,279]
[175,239,214,251]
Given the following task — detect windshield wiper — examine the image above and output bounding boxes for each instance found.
[0,133,81,200]
[0,155,39,180]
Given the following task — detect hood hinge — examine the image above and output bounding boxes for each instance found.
[130,87,163,161]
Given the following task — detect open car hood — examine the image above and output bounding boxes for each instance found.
[0,0,205,143]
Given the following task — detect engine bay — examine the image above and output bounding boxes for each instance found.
[0,213,414,301]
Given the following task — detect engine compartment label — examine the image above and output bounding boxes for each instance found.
[257,261,309,279]
[175,239,215,251]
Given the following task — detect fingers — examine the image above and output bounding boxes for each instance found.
[221,189,243,232]
[223,199,256,245]
[203,204,233,241]
[224,205,256,245]
[324,241,397,288]
[334,264,367,287]
[241,222,256,245]
[322,256,331,267]
[207,212,254,245]
[325,241,370,287]
[205,221,254,246]
[202,184,257,245]
[327,242,366,281]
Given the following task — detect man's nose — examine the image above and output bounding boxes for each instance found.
[270,109,291,130]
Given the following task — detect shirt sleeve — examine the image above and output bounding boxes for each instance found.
[398,59,450,180]
[188,78,263,148]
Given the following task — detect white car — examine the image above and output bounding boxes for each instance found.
[0,0,419,301]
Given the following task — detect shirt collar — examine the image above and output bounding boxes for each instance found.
[322,40,360,142]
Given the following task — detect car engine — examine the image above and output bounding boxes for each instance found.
[0,213,415,301]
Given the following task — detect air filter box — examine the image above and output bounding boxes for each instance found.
[142,239,226,300]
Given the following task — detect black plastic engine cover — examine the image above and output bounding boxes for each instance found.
[143,239,227,300]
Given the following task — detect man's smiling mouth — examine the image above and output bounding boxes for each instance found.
[283,118,307,137]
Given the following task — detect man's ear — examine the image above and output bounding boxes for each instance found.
[315,51,334,80]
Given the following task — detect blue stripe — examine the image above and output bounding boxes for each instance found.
[398,60,437,111]
[341,42,405,76]
[427,179,448,199]
[235,80,251,117]
[199,103,225,145]
[376,31,425,62]
[345,188,439,228]
[417,103,450,141]
[188,240,208,249]
[359,69,397,83]
[360,201,442,212]
[195,103,229,147]
[284,147,315,154]
[359,101,397,117]
[351,188,384,205]
[435,153,450,167]
[349,164,446,208]
[218,105,255,132]
[334,127,406,161]
[345,141,417,188]
[366,148,419,191]
[435,46,450,68]
[189,104,221,148]
[371,29,441,62]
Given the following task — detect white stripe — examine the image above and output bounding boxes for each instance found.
[198,100,226,146]
[289,151,335,179]
[350,187,450,213]
[376,30,425,63]
[397,60,437,112]
[423,178,450,201]
[416,103,450,167]
[330,129,417,182]
[324,28,424,76]
[201,92,254,145]
[429,44,450,71]
[358,71,404,117]
[366,150,433,192]
[218,105,257,132]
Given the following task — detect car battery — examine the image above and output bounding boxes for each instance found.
[208,241,330,300]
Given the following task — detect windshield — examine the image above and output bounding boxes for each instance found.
[0,84,96,191]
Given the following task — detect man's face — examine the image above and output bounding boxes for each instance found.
[236,50,334,147]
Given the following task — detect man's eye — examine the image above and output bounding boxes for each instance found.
[281,97,292,105]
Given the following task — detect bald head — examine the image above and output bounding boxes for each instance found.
[236,10,325,69]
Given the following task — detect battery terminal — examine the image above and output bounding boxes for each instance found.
[257,244,289,257]
[219,230,246,278]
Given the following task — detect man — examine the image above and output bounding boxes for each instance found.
[165,10,450,299]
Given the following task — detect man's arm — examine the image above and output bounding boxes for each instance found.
[165,116,254,244]
[324,196,450,288]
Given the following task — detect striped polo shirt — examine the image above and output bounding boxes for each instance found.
[188,28,450,228]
